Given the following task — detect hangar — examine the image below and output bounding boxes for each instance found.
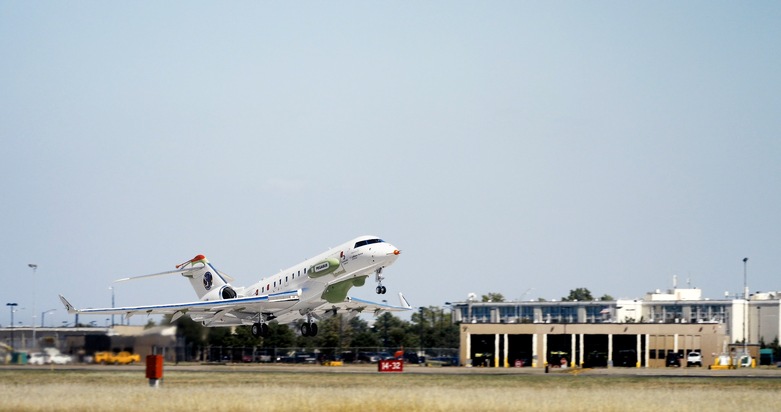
[452,286,779,368]
[460,322,727,368]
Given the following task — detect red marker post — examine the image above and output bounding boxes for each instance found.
[146,355,164,388]
[378,359,404,373]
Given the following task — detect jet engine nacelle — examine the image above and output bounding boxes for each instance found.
[201,285,237,301]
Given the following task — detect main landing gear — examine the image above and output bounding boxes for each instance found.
[251,322,270,338]
[300,322,319,337]
[299,312,319,337]
[375,267,387,295]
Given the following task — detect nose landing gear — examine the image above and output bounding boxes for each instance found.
[375,268,387,294]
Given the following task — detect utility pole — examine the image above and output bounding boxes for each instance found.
[109,286,115,327]
[419,307,424,362]
[29,264,37,348]
[743,257,748,359]
[6,303,18,348]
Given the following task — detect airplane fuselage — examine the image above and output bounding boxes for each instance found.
[238,236,400,314]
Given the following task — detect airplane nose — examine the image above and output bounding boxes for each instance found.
[377,244,400,260]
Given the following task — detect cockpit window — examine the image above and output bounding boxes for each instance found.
[354,238,385,248]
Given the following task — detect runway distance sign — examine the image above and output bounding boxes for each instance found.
[378,359,404,373]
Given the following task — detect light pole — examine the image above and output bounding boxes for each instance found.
[108,286,115,327]
[41,309,56,327]
[28,264,37,346]
[419,307,425,363]
[6,303,18,348]
[742,257,748,358]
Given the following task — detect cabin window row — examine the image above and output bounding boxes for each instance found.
[260,267,308,293]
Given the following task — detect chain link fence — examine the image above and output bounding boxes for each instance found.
[175,345,459,366]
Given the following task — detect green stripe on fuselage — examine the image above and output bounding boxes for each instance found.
[308,258,341,278]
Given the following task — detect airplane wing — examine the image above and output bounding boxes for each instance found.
[338,293,412,315]
[59,290,301,326]
[270,292,412,324]
[59,290,410,327]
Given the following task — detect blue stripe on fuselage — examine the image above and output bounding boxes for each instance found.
[79,290,300,313]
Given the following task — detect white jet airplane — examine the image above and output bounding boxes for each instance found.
[59,236,410,337]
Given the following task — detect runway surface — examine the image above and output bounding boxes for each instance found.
[5,362,781,379]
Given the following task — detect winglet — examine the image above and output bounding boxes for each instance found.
[399,292,411,309]
[59,295,78,314]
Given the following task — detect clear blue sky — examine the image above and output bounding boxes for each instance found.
[2,2,779,327]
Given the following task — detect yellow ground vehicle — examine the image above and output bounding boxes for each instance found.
[94,351,141,365]
[94,352,112,364]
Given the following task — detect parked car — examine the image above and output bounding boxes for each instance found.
[615,350,637,367]
[425,356,458,367]
[666,351,683,367]
[584,351,608,368]
[49,353,73,365]
[28,352,47,365]
[377,352,394,361]
[357,352,380,363]
[687,351,702,367]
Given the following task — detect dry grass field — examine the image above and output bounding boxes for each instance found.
[1,367,780,412]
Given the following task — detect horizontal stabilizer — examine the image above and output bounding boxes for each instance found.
[114,266,203,283]
[217,270,235,283]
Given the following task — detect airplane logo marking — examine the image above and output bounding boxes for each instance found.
[203,272,213,290]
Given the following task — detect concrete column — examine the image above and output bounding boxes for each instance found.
[532,333,538,367]
[645,334,650,368]
[674,333,679,352]
[465,332,471,366]
[579,334,585,367]
[503,334,509,368]
[571,334,576,368]
[636,334,641,368]
[607,334,613,367]
[494,334,500,368]
[542,334,548,367]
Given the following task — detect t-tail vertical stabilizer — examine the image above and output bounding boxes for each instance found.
[175,255,237,301]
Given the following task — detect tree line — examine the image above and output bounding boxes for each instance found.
[167,288,607,352]
[167,306,460,355]
[480,288,614,302]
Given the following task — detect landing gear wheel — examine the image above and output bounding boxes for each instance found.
[300,322,318,337]
[375,268,387,295]
[253,322,271,338]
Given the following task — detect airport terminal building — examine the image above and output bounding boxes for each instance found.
[452,288,780,368]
